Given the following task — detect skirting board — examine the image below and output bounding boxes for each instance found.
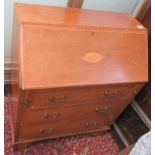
[4,60,18,84]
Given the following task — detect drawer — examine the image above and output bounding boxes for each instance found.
[23,84,143,108]
[19,118,110,141]
[21,100,129,126]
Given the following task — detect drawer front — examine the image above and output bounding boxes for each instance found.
[23,84,142,109]
[21,100,129,127]
[19,84,144,141]
[19,119,110,141]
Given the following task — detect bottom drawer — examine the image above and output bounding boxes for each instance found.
[18,119,110,141]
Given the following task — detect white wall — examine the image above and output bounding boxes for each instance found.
[4,0,144,62]
[4,0,68,61]
[83,0,140,13]
[82,0,145,15]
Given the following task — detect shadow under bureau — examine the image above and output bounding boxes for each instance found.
[9,3,148,149]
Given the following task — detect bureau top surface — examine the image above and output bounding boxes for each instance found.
[15,3,144,30]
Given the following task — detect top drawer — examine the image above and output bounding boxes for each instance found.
[23,84,143,109]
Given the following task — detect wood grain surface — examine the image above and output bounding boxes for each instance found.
[21,25,148,89]
[15,3,145,30]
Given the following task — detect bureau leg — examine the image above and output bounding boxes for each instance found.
[90,130,108,137]
[15,142,33,151]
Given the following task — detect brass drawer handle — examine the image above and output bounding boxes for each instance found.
[86,121,97,128]
[104,91,118,98]
[44,112,59,119]
[133,91,137,95]
[39,128,53,134]
[96,106,108,113]
[48,128,53,133]
[39,129,44,134]
[49,96,66,104]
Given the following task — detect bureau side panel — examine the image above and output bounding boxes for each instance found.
[9,14,23,144]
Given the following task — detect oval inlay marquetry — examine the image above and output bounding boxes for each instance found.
[82,52,103,63]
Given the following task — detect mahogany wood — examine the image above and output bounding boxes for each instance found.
[15,3,145,30]
[25,84,138,108]
[21,101,129,126]
[21,25,148,90]
[10,3,148,149]
[19,119,109,140]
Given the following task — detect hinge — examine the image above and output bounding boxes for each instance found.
[23,92,31,108]
[23,98,29,108]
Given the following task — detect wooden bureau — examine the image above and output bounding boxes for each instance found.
[10,3,148,149]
